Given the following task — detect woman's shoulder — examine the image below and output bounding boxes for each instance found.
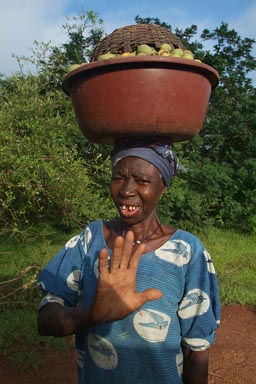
[64,220,105,254]
[83,219,104,233]
[153,228,208,268]
[80,220,105,243]
[171,228,203,244]
[163,228,206,257]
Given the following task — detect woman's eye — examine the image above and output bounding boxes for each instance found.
[112,176,124,181]
[136,179,150,184]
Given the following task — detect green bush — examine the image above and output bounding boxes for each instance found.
[0,75,115,233]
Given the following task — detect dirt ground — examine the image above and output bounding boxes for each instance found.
[0,304,255,384]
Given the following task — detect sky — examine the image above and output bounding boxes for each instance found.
[0,0,255,77]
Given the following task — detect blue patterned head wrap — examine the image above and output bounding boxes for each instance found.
[111,144,180,188]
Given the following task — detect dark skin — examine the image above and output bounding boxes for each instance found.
[38,157,209,383]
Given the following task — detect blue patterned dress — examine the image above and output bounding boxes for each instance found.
[38,220,220,384]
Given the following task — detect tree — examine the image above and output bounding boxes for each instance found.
[38,10,105,91]
[0,11,114,235]
[135,17,256,232]
[183,23,256,231]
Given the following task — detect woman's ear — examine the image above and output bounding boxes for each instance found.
[159,174,168,195]
[162,185,168,195]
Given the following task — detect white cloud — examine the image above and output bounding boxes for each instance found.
[0,0,69,76]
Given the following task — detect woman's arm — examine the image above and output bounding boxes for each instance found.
[38,231,163,337]
[182,347,209,384]
[38,303,92,337]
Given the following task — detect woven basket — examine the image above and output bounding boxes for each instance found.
[91,24,186,61]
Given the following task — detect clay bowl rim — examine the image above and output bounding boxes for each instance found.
[62,56,220,96]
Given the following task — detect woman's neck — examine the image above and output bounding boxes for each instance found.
[119,215,161,244]
[104,219,177,253]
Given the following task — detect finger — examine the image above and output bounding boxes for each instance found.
[120,231,134,268]
[110,236,124,271]
[139,288,163,305]
[98,248,109,275]
[128,242,146,269]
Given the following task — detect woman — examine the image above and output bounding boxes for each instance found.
[37,143,220,384]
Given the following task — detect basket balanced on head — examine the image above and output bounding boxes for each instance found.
[62,24,219,145]
[90,23,186,60]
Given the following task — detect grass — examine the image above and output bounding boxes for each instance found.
[0,307,73,371]
[0,228,76,371]
[0,225,255,371]
[199,227,256,306]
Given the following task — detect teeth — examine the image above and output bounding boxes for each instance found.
[120,205,137,211]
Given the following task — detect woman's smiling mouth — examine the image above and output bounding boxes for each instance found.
[119,204,140,216]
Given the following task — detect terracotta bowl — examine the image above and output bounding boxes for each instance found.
[62,56,219,144]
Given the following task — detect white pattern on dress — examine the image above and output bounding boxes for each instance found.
[66,270,81,291]
[178,289,210,319]
[87,334,118,369]
[133,309,171,342]
[203,250,216,274]
[155,240,192,266]
[65,235,80,249]
[81,227,92,254]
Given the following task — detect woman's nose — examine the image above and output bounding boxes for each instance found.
[119,179,136,196]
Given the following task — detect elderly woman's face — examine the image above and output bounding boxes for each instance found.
[110,156,166,223]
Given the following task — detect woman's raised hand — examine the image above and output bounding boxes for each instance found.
[89,231,163,325]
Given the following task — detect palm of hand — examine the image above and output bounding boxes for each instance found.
[90,232,163,324]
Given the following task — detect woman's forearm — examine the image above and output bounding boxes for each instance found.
[38,303,92,337]
[182,347,209,384]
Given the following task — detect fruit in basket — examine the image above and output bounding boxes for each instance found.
[170,48,184,57]
[182,50,194,60]
[137,44,155,55]
[97,52,117,61]
[158,49,171,56]
[121,52,133,57]
[66,64,81,73]
[93,43,200,63]
[160,43,174,52]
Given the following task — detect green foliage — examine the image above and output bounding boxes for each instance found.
[0,11,115,235]
[0,75,85,231]
[39,10,105,90]
[0,72,114,234]
[190,23,256,231]
[136,17,256,232]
